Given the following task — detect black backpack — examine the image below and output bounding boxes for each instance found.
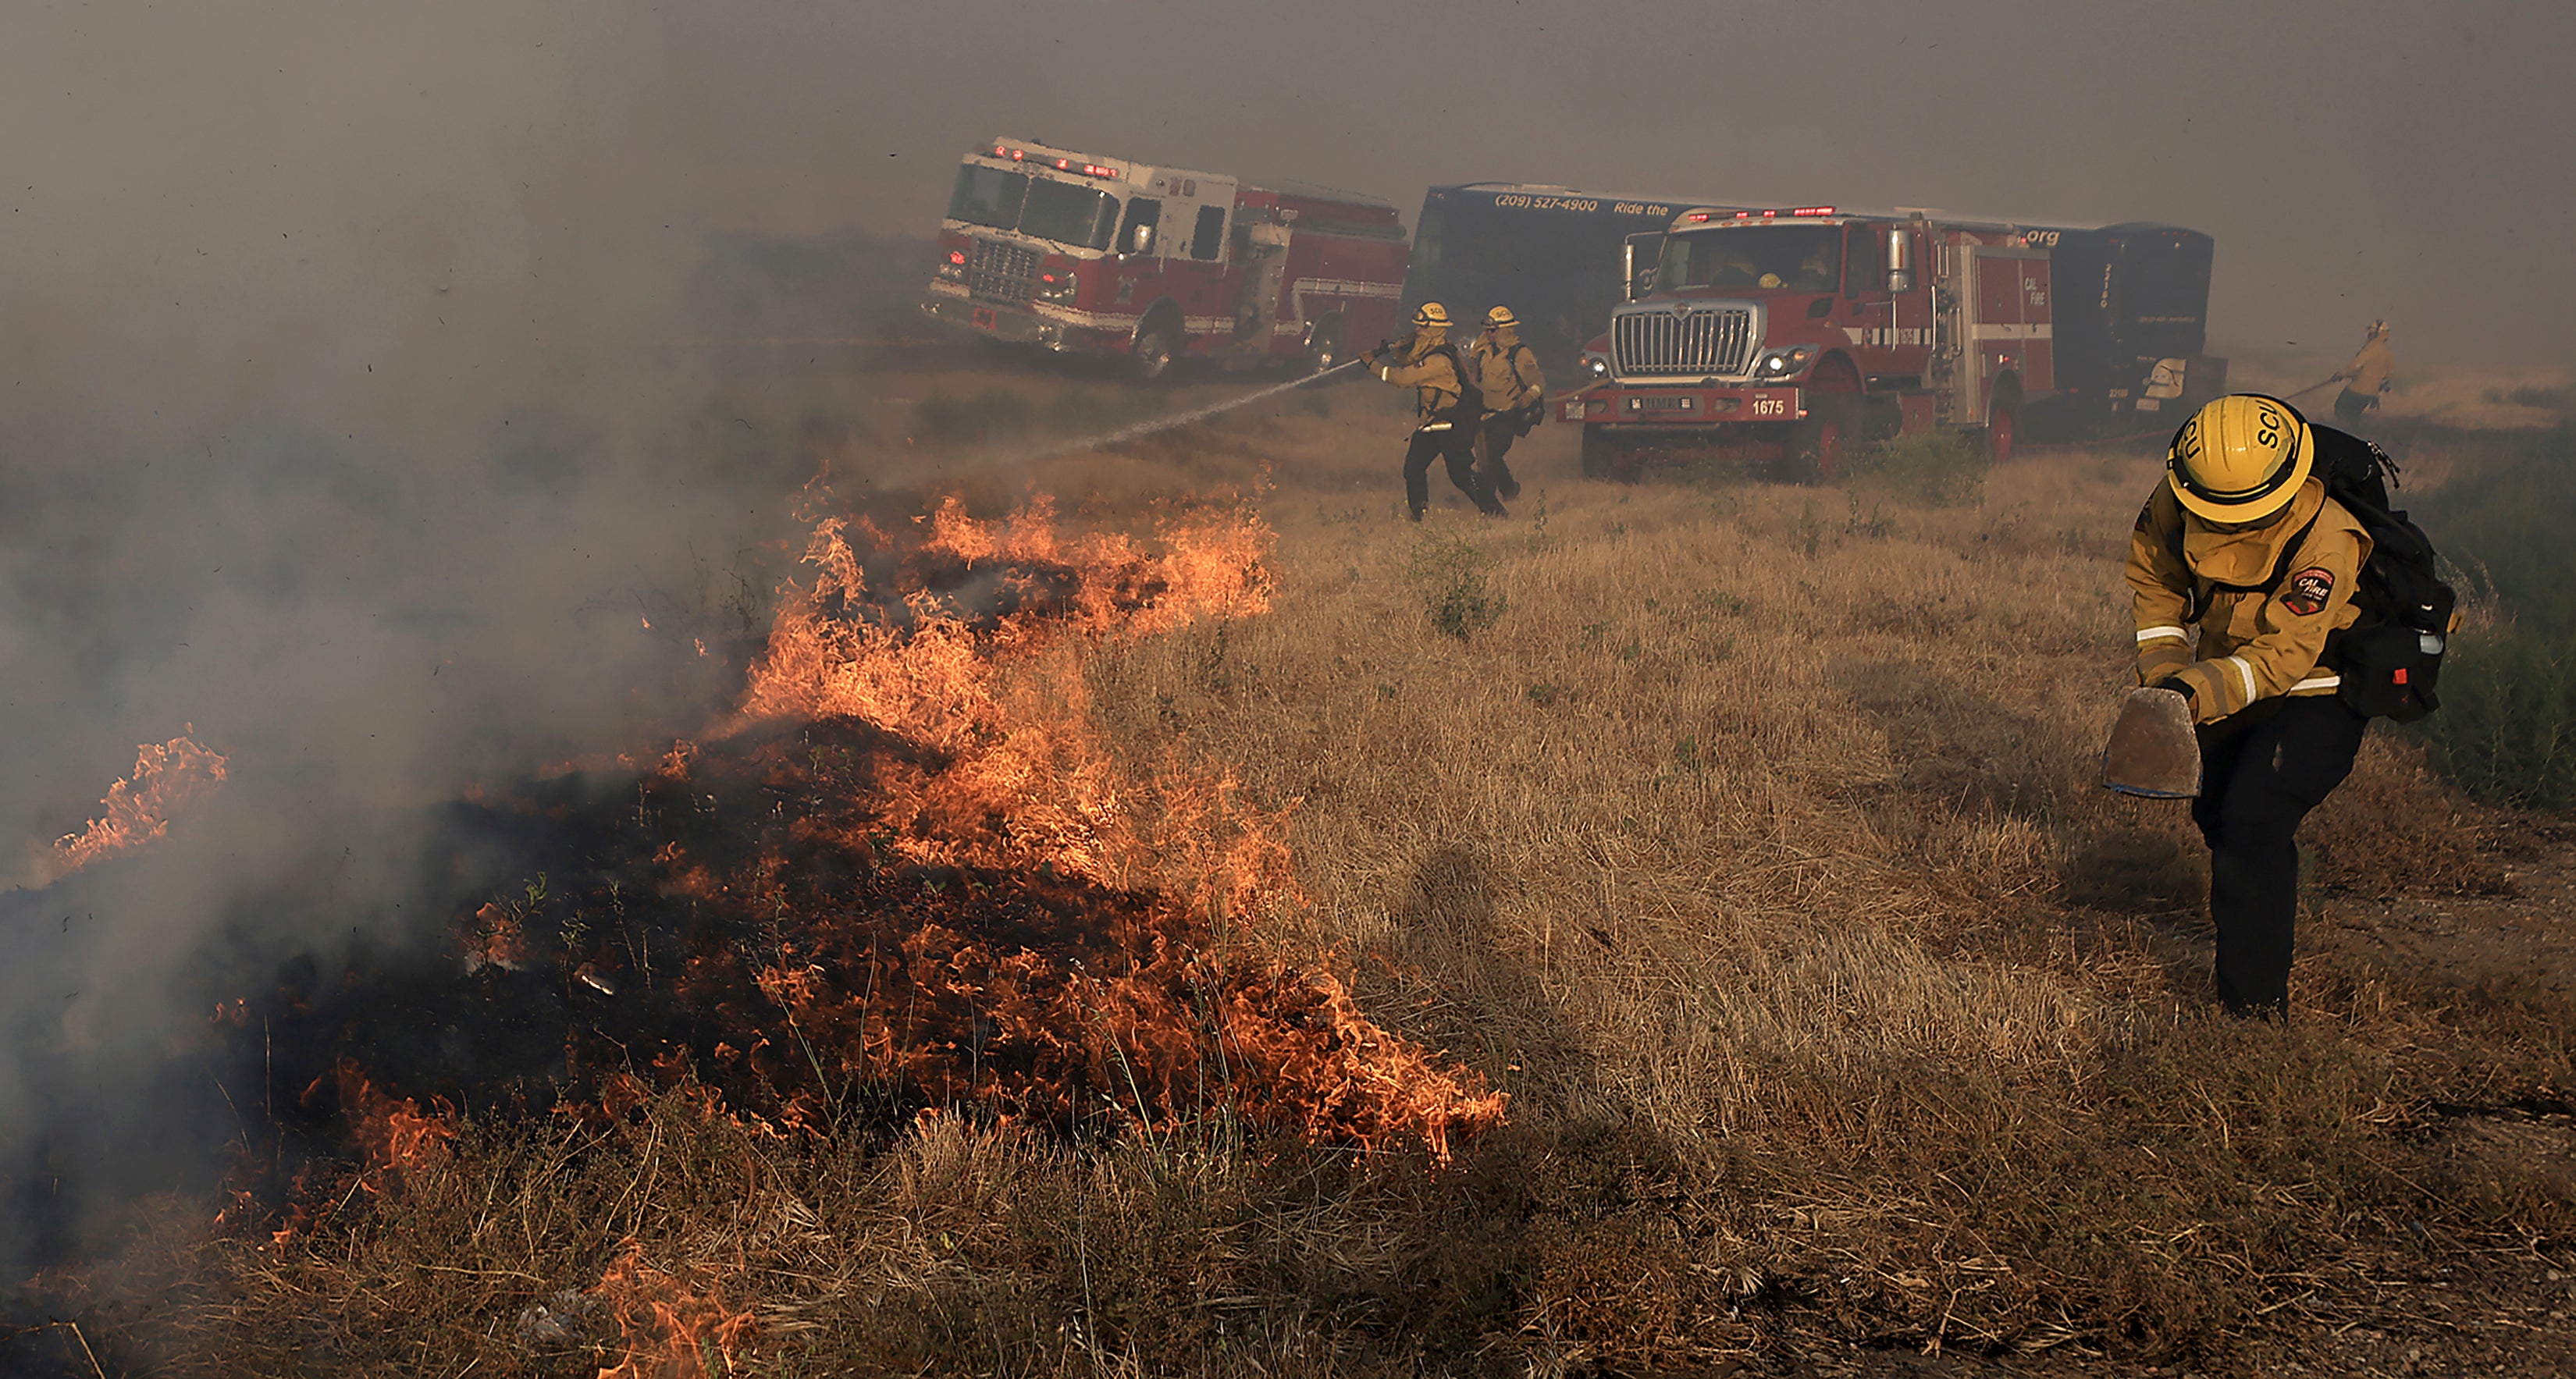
[2170,423,2455,722]
[2309,426,2455,722]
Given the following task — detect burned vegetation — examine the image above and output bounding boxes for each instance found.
[29,499,1508,1374]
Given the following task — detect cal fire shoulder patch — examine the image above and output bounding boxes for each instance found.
[2282,567,2336,617]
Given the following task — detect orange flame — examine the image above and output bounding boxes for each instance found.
[50,731,228,875]
[286,496,1499,1203]
[333,1060,455,1178]
[591,1239,753,1378]
[649,498,1501,1157]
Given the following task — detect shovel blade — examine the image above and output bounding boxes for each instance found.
[2102,687,2201,798]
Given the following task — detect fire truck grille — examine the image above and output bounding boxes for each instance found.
[1613,307,1754,378]
[968,240,1041,302]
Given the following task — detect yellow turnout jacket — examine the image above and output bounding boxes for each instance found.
[1375,336,1467,423]
[2338,336,2393,396]
[1468,333,1544,413]
[2126,475,2374,723]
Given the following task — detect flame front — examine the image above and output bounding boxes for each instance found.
[653,498,1499,1153]
[50,731,228,875]
[232,496,1502,1284]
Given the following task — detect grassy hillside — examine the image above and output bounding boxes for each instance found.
[20,375,2573,1377]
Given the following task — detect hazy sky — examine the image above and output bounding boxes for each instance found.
[665,0,2574,370]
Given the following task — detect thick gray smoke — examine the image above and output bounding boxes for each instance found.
[0,2,849,1265]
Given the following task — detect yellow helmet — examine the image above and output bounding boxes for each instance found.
[2167,394,2313,524]
[1413,302,1450,329]
[1484,306,1518,329]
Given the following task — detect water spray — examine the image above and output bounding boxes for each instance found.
[1016,357,1368,462]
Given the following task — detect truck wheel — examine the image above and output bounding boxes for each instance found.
[1789,393,1860,485]
[1581,427,1637,482]
[1981,392,2022,464]
[1132,318,1179,383]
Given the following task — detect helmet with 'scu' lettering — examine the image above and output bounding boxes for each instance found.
[2167,394,2314,524]
[1413,302,1451,329]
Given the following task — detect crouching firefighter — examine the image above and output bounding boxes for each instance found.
[1470,306,1546,501]
[1366,303,1507,521]
[2127,393,2450,1018]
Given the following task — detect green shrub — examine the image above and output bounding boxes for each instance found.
[1407,534,1504,640]
[2415,631,2576,810]
[1857,428,1987,507]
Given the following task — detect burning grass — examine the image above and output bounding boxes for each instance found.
[190,493,1503,1284]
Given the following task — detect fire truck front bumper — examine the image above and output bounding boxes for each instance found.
[1558,382,1809,428]
[920,293,1067,347]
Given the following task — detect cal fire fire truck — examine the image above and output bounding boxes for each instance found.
[1566,206,2056,482]
[921,138,1411,380]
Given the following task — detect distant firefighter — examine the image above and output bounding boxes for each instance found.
[1366,303,1506,521]
[1469,306,1546,502]
[2329,319,2393,428]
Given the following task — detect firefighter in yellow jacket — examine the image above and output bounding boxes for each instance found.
[1469,306,1546,501]
[2329,319,2392,428]
[2127,394,2372,1016]
[1367,303,1507,521]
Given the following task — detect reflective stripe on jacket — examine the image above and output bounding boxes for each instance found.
[2126,475,2374,723]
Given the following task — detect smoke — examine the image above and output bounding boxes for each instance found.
[0,2,849,1267]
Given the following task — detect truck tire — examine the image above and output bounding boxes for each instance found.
[1788,392,1860,485]
[1581,427,1638,482]
[1980,386,2022,464]
[1132,315,1179,384]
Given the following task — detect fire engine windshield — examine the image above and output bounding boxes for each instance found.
[948,165,1028,229]
[1017,178,1121,251]
[1656,226,1843,294]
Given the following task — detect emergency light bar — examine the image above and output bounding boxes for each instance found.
[987,144,1121,179]
[1683,206,1840,224]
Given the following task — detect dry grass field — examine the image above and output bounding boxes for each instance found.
[19,364,2574,1377]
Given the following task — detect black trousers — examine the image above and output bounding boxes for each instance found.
[1405,424,1500,518]
[1478,416,1523,498]
[2189,695,2368,1015]
[2332,388,2378,428]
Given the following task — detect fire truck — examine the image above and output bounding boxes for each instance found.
[1564,206,2058,482]
[920,137,1411,380]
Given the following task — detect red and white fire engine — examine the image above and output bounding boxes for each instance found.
[921,138,1411,380]
[1564,207,2054,482]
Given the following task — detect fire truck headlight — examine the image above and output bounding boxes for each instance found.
[1037,270,1078,303]
[1755,345,1817,378]
[1580,353,1610,382]
[937,248,967,283]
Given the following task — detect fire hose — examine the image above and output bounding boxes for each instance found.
[2281,375,2346,401]
[1023,356,1370,460]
